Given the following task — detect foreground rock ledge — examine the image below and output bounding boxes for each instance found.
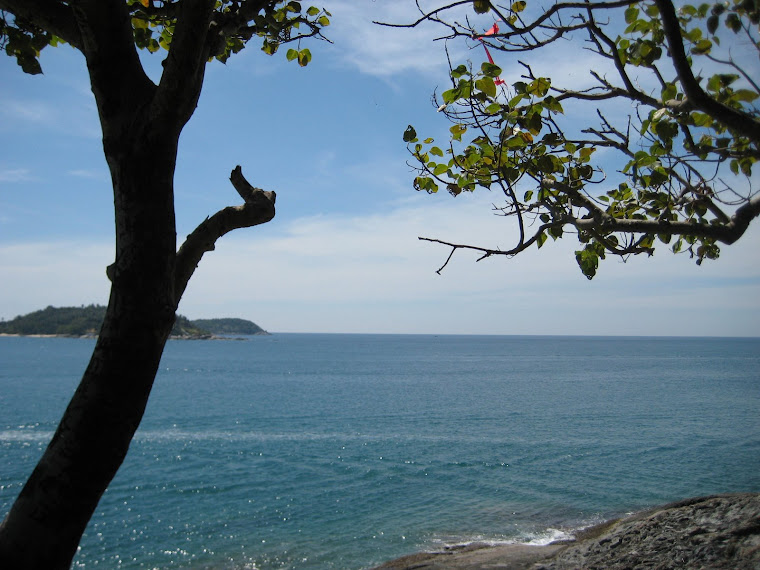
[374,493,760,569]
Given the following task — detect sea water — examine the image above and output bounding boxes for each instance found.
[1,334,758,569]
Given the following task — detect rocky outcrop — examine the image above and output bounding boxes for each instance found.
[375,493,760,569]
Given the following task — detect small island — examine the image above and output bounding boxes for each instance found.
[0,305,268,338]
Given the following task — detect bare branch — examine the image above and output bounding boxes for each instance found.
[419,221,555,273]
[174,166,276,299]
[374,1,471,30]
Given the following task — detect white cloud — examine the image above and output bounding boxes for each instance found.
[0,168,33,183]
[67,169,109,181]
[0,93,100,139]
[323,0,468,78]
[2,198,758,336]
[1,100,56,124]
[178,193,760,336]
[0,242,112,319]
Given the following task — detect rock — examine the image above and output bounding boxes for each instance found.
[374,493,760,569]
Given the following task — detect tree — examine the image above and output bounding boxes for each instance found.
[0,1,329,567]
[394,0,760,278]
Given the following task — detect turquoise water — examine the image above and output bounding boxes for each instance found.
[1,334,759,569]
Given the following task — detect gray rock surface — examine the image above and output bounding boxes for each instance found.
[374,493,760,569]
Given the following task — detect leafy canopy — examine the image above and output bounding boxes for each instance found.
[403,0,760,278]
[0,0,331,75]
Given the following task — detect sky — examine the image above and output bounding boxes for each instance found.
[0,0,759,336]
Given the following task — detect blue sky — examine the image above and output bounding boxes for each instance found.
[1,0,759,336]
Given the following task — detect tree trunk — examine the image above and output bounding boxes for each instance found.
[0,3,279,566]
[0,129,180,569]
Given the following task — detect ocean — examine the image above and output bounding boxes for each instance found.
[1,334,758,569]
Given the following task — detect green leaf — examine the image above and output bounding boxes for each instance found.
[18,55,43,75]
[286,48,298,61]
[625,6,639,23]
[442,88,459,105]
[403,125,417,143]
[692,39,713,55]
[707,73,739,92]
[481,62,502,78]
[451,64,469,78]
[733,89,759,103]
[527,77,551,97]
[505,135,528,148]
[473,0,491,14]
[433,163,449,176]
[414,176,438,193]
[430,146,444,157]
[450,124,467,141]
[261,40,278,55]
[661,82,678,102]
[726,12,742,32]
[297,48,312,67]
[575,247,599,279]
[306,6,320,16]
[318,15,330,26]
[475,77,497,99]
[543,96,563,113]
[706,14,719,35]
[578,147,596,162]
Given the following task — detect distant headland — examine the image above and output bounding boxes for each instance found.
[0,305,269,339]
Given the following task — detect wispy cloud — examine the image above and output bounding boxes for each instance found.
[178,193,760,336]
[0,95,100,139]
[2,198,758,336]
[67,169,109,181]
[0,168,33,183]
[323,0,467,78]
[0,241,112,320]
[1,99,56,124]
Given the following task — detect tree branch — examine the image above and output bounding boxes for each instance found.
[419,221,554,273]
[71,0,154,148]
[0,0,82,49]
[174,166,276,300]
[421,193,760,273]
[154,0,216,133]
[654,0,760,143]
[561,182,758,243]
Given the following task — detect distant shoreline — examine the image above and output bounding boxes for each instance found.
[0,332,267,340]
[0,306,268,337]
[0,333,96,338]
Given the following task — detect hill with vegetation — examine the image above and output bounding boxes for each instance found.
[0,305,267,337]
[191,318,266,335]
